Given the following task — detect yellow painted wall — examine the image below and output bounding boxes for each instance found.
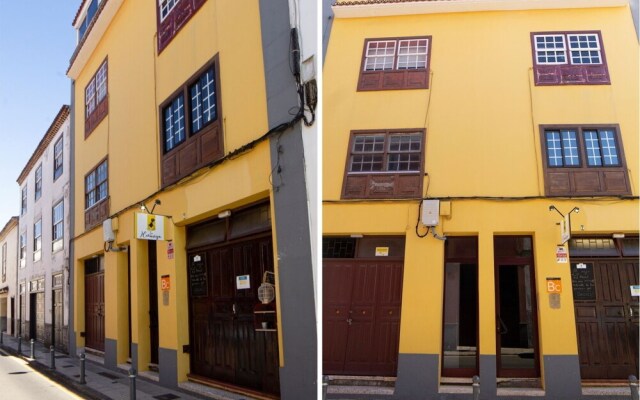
[71,0,278,382]
[324,6,639,201]
[323,3,639,382]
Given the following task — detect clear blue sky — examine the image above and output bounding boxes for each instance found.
[0,1,79,227]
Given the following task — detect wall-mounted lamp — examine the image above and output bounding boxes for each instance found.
[218,210,231,219]
[612,233,625,239]
[548,205,580,218]
[350,234,363,238]
[140,199,162,214]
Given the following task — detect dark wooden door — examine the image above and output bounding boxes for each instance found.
[85,272,105,351]
[148,241,159,365]
[189,236,279,395]
[19,293,25,336]
[323,260,403,376]
[53,289,63,350]
[574,259,639,379]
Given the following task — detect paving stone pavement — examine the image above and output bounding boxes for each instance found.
[0,332,258,400]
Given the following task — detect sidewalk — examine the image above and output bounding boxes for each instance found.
[0,332,257,400]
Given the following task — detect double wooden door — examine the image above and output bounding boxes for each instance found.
[85,272,105,351]
[323,259,404,376]
[573,259,639,379]
[188,236,279,395]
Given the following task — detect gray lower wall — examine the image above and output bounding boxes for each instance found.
[159,347,178,388]
[542,355,582,400]
[394,353,440,399]
[479,354,497,400]
[105,338,117,369]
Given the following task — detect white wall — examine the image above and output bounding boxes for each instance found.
[0,220,18,335]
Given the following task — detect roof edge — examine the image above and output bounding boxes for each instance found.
[333,0,629,18]
[17,105,70,185]
[0,216,19,240]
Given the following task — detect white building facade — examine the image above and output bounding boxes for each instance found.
[16,105,71,352]
[0,217,18,336]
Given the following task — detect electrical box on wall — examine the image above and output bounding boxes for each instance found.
[103,219,115,242]
[421,200,440,227]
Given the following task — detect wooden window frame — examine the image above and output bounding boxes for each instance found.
[159,55,224,187]
[357,36,432,91]
[156,0,207,54]
[53,137,63,181]
[342,129,426,199]
[84,157,110,231]
[84,58,109,137]
[540,124,630,196]
[531,31,610,86]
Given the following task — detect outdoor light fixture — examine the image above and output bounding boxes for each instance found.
[140,199,162,214]
[218,210,231,219]
[548,205,580,218]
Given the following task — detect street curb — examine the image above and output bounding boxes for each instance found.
[0,344,110,400]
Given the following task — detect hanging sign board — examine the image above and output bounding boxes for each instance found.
[375,247,389,257]
[556,246,568,263]
[236,275,251,290]
[136,213,165,240]
[559,214,571,245]
[631,285,640,297]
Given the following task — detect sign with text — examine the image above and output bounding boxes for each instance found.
[559,214,571,245]
[136,213,165,240]
[546,277,562,293]
[189,257,208,297]
[375,247,389,257]
[161,275,170,291]
[236,275,251,290]
[556,246,568,263]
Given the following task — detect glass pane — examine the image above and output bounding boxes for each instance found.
[598,130,619,166]
[443,259,478,372]
[353,135,384,153]
[561,130,579,166]
[584,130,602,166]
[569,238,619,257]
[545,131,563,166]
[498,264,535,370]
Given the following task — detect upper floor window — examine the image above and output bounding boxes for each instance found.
[34,164,42,201]
[1,242,6,283]
[78,0,100,41]
[540,125,630,196]
[54,137,63,180]
[160,57,223,187]
[85,59,109,137]
[21,187,27,215]
[342,129,425,199]
[159,0,180,22]
[33,219,42,262]
[19,233,26,268]
[531,31,609,86]
[156,0,207,53]
[52,201,64,252]
[84,158,110,231]
[358,37,431,91]
[85,159,108,209]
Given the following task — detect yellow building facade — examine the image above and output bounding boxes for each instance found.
[68,0,316,398]
[323,0,639,398]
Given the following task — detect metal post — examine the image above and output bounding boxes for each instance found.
[79,353,86,384]
[322,375,329,400]
[472,375,480,400]
[17,336,21,354]
[50,346,55,369]
[630,375,639,400]
[129,367,137,400]
[30,339,35,359]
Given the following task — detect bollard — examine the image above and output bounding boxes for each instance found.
[17,336,22,354]
[472,375,480,400]
[630,375,639,400]
[30,339,35,359]
[50,346,55,369]
[80,353,86,384]
[322,375,329,400]
[129,367,137,400]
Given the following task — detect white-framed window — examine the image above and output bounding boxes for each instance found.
[34,219,42,262]
[35,164,42,201]
[533,32,603,66]
[52,200,64,252]
[1,242,6,283]
[19,232,26,268]
[396,39,429,70]
[96,62,108,103]
[189,67,217,134]
[159,0,181,22]
[85,58,108,135]
[348,131,423,173]
[21,187,27,215]
[85,80,96,118]
[54,137,63,180]
[363,38,430,72]
[364,40,396,71]
[163,95,186,152]
[85,159,108,209]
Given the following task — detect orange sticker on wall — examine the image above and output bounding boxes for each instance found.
[546,277,562,293]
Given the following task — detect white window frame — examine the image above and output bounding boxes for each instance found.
[54,137,63,180]
[96,62,108,102]
[396,39,429,70]
[159,0,181,22]
[33,219,42,262]
[534,32,603,66]
[34,164,42,201]
[21,187,27,215]
[364,40,397,71]
[52,201,64,252]
[533,34,567,65]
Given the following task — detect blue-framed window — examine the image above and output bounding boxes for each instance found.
[190,67,217,134]
[163,95,186,152]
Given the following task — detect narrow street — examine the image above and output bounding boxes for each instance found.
[0,348,82,399]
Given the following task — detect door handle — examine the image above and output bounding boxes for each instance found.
[232,304,237,315]
[498,316,509,335]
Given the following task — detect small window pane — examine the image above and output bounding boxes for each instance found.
[561,130,579,166]
[190,67,216,134]
[164,95,185,152]
[54,137,63,179]
[534,35,567,65]
[397,39,428,70]
[364,41,396,71]
[546,131,563,166]
[598,130,619,166]
[353,135,385,153]
[584,130,603,166]
[568,34,601,64]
